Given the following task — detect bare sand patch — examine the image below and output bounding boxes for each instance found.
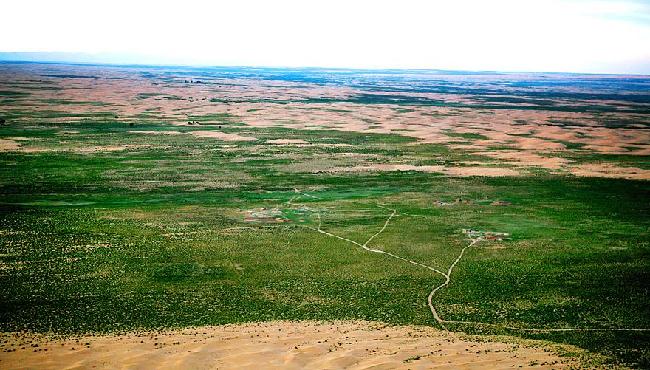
[0,321,581,369]
[324,164,443,173]
[0,139,20,152]
[75,145,150,154]
[128,130,182,135]
[191,130,257,142]
[325,164,520,177]
[475,151,570,170]
[569,163,650,180]
[266,139,309,145]
[444,166,520,177]
[15,147,54,153]
[244,207,286,223]
[358,164,445,173]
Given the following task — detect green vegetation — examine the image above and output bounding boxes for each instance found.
[1,67,649,367]
[0,91,30,97]
[135,93,164,100]
[443,131,489,140]
[0,118,648,366]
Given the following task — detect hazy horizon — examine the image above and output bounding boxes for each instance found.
[2,52,650,76]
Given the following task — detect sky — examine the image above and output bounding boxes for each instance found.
[1,0,650,74]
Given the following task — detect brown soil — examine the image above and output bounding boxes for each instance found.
[266,139,309,145]
[1,63,648,180]
[475,151,570,170]
[570,163,650,180]
[128,130,183,135]
[0,139,20,152]
[324,164,520,177]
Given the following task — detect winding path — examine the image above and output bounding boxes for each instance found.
[287,191,650,333]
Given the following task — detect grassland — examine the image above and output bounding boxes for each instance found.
[0,63,649,367]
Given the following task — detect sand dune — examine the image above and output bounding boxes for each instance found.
[0,321,581,369]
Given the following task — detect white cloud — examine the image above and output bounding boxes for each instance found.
[1,0,649,73]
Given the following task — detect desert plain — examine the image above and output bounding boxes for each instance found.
[0,62,649,368]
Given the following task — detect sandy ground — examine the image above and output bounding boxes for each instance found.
[0,321,581,370]
[0,139,20,151]
[1,63,649,179]
[322,164,520,177]
[128,130,183,135]
[569,163,650,180]
[267,138,310,145]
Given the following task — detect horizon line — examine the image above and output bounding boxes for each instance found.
[1,52,649,77]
